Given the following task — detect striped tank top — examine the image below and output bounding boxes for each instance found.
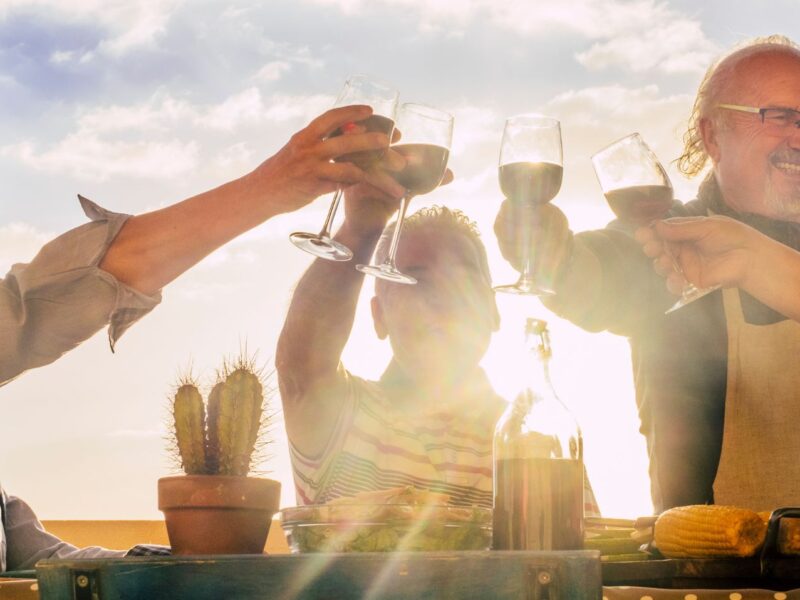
[290,363,601,515]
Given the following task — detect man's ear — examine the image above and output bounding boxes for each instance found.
[371,295,388,340]
[699,117,721,164]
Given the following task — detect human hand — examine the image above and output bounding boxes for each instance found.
[494,200,573,290]
[246,105,399,215]
[342,157,455,237]
[636,215,760,294]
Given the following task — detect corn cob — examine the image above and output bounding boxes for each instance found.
[173,383,207,474]
[654,505,767,558]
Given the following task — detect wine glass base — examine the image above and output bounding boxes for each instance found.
[290,232,353,262]
[665,284,721,314]
[493,282,556,296]
[356,263,417,285]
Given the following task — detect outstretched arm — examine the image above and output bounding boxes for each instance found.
[0,106,391,385]
[638,215,800,322]
[100,105,391,296]
[276,167,407,458]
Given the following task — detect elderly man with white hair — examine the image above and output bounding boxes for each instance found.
[496,35,800,513]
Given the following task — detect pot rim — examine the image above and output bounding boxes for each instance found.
[158,475,281,511]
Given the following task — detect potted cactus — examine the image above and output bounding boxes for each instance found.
[158,357,281,555]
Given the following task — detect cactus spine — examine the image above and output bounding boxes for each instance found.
[173,383,207,475]
[170,356,266,476]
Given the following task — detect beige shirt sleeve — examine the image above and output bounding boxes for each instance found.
[0,196,161,386]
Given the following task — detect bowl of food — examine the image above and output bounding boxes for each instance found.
[280,487,492,553]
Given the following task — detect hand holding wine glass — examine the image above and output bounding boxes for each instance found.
[591,132,720,313]
[290,74,399,261]
[494,114,564,295]
[356,102,454,284]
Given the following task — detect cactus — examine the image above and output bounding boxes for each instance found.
[172,383,207,475]
[205,381,224,474]
[169,355,268,477]
[210,366,264,476]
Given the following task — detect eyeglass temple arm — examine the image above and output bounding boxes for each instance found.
[717,103,761,113]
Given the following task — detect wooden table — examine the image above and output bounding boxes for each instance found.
[0,577,40,600]
[35,551,601,599]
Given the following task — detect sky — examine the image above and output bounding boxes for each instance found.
[0,0,797,521]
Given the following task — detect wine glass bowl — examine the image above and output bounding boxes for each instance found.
[591,132,673,227]
[290,75,399,262]
[356,103,454,285]
[494,114,564,295]
[591,132,719,313]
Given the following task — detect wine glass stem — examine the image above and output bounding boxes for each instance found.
[661,240,698,299]
[319,187,343,239]
[518,205,534,284]
[383,194,411,268]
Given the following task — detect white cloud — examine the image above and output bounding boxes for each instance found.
[543,84,690,125]
[0,74,19,89]
[216,142,254,171]
[49,50,75,65]
[576,17,718,74]
[305,0,716,73]
[76,95,196,134]
[0,89,334,181]
[1,136,199,181]
[261,93,332,123]
[448,104,502,157]
[0,222,53,274]
[1,0,183,55]
[202,88,266,131]
[255,60,292,82]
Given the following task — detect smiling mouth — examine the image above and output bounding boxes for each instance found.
[773,160,800,175]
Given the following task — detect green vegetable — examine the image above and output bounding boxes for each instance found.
[287,509,492,553]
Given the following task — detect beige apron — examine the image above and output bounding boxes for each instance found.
[712,288,800,511]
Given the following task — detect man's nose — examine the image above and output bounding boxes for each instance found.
[788,123,800,149]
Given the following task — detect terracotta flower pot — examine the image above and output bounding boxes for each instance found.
[158,475,281,555]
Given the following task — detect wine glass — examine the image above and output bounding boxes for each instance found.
[290,75,398,261]
[356,103,453,284]
[591,132,719,313]
[494,114,563,295]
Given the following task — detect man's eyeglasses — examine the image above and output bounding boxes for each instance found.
[717,104,800,133]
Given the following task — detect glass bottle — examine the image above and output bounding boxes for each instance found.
[492,318,584,550]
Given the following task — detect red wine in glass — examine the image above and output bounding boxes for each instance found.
[356,103,454,285]
[493,115,564,296]
[329,114,395,171]
[393,143,450,195]
[290,75,398,262]
[499,161,563,206]
[604,184,673,226]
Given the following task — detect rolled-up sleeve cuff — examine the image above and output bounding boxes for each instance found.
[78,195,162,351]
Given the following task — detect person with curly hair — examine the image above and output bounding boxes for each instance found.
[496,35,800,513]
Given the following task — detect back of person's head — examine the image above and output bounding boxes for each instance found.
[374,206,492,288]
[678,34,800,178]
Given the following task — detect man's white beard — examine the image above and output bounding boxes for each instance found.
[764,178,800,222]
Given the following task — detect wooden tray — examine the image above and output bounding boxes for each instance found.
[37,551,602,600]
